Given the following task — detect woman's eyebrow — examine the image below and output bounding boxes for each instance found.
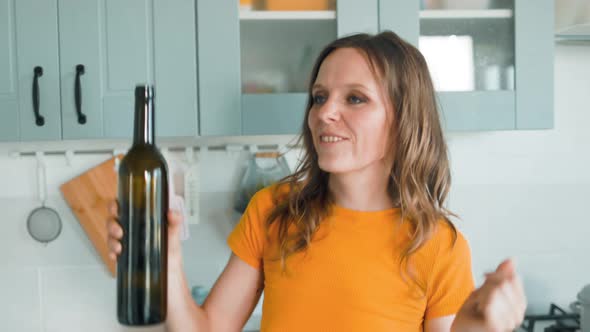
[311,83,325,91]
[312,83,372,91]
[344,83,371,91]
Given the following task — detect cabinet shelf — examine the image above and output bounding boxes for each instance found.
[239,10,335,20]
[555,23,590,41]
[239,9,512,21]
[420,9,513,20]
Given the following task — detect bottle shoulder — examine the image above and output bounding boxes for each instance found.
[119,145,168,173]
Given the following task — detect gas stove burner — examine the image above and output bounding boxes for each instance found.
[521,303,580,332]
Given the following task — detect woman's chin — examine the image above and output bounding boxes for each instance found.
[318,159,351,174]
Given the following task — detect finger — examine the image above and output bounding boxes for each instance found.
[109,252,117,261]
[475,278,503,314]
[483,271,510,286]
[107,237,122,255]
[108,200,119,216]
[167,210,184,252]
[107,219,123,239]
[478,286,515,331]
[478,274,524,331]
[498,258,527,322]
[495,258,516,277]
[495,277,521,327]
[484,271,527,321]
[168,210,184,226]
[512,275,528,324]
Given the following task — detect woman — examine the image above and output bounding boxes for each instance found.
[107,31,526,331]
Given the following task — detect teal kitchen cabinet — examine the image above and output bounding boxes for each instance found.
[380,0,554,131]
[0,0,61,141]
[198,0,379,136]
[0,0,198,142]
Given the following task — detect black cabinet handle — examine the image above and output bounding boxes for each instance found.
[75,64,87,124]
[32,66,44,126]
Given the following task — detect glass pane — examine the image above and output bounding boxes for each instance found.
[419,0,515,92]
[239,0,337,93]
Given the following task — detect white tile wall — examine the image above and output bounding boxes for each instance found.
[0,43,589,331]
[0,197,102,268]
[0,268,41,332]
[451,184,590,313]
[41,267,165,332]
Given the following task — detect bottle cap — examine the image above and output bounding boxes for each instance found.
[135,85,154,100]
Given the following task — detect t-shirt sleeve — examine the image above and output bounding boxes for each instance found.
[425,228,475,319]
[226,189,269,270]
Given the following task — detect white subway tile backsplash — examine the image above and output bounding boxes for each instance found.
[0,268,42,332]
[517,252,587,314]
[41,266,164,332]
[450,183,590,314]
[0,197,105,269]
[451,184,590,257]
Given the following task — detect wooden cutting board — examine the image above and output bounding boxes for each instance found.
[60,155,124,277]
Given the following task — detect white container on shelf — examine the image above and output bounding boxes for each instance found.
[425,0,490,10]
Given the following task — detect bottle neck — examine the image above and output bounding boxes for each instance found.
[133,86,155,146]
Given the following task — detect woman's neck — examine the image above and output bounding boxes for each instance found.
[328,163,394,212]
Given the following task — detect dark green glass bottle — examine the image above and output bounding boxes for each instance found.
[117,85,168,325]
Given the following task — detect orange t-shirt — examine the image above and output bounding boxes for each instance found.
[227,186,474,331]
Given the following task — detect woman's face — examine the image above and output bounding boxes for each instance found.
[308,47,393,175]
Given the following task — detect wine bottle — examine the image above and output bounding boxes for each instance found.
[117,85,168,325]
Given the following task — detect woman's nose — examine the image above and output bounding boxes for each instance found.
[316,99,340,123]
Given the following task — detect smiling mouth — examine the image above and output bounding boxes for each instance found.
[319,135,347,143]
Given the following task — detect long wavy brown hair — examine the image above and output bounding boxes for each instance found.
[266,31,457,292]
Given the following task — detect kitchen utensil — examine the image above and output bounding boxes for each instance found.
[27,152,62,244]
[60,155,122,277]
[162,148,192,235]
[234,151,290,213]
[183,147,200,225]
[578,284,590,332]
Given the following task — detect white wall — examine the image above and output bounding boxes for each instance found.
[448,42,590,314]
[0,42,588,331]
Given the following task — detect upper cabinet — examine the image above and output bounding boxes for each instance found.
[197,0,379,136]
[380,0,554,131]
[199,0,554,136]
[0,0,198,142]
[1,0,555,142]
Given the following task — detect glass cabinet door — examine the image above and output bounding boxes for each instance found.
[240,0,337,135]
[239,0,337,95]
[420,0,517,130]
[379,0,554,131]
[419,0,515,92]
[239,0,378,135]
[198,0,377,136]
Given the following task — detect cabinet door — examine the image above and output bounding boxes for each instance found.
[153,0,198,137]
[0,0,18,141]
[514,0,553,129]
[237,0,379,136]
[15,0,61,141]
[379,0,553,131]
[197,0,241,136]
[58,0,102,139]
[61,0,198,139]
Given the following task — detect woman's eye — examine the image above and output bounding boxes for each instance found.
[313,95,326,105]
[348,95,366,104]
